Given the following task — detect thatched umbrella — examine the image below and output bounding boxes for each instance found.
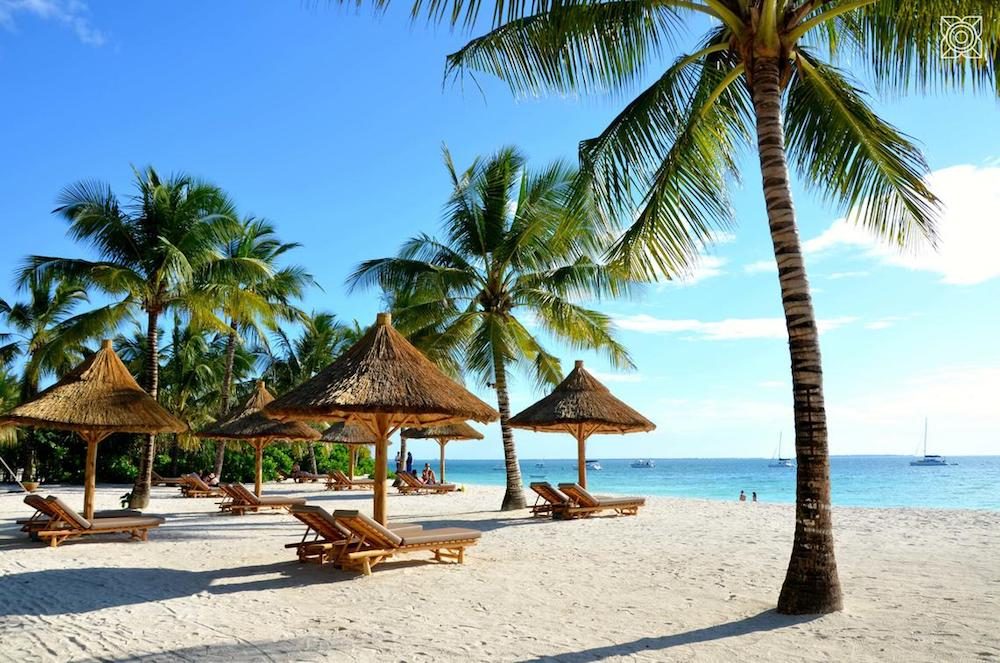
[265,312,498,524]
[321,421,376,480]
[0,340,187,518]
[509,360,655,489]
[401,422,483,483]
[197,380,320,496]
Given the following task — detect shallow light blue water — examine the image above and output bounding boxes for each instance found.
[422,456,1000,510]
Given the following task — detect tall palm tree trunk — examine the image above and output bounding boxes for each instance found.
[493,354,525,510]
[130,308,160,509]
[751,56,842,614]
[213,322,238,477]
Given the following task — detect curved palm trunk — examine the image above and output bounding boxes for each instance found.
[130,309,160,509]
[751,56,842,614]
[212,322,238,477]
[493,355,525,510]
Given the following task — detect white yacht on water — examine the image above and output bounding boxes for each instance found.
[910,419,948,467]
[769,433,794,468]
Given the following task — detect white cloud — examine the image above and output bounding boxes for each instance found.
[827,271,869,280]
[758,380,786,389]
[0,0,105,45]
[613,314,858,340]
[707,230,737,244]
[743,259,777,275]
[804,165,1000,285]
[589,371,643,384]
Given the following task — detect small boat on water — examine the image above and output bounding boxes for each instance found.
[910,419,949,467]
[574,460,602,471]
[769,433,794,468]
[630,459,655,468]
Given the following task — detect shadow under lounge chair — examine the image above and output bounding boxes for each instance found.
[556,483,645,519]
[330,509,481,576]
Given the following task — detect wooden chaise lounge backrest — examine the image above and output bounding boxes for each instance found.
[333,509,403,549]
[331,469,353,484]
[530,482,569,505]
[24,493,58,519]
[229,483,260,504]
[187,474,214,491]
[46,496,92,529]
[557,483,601,508]
[399,471,426,487]
[290,505,351,540]
[219,484,243,501]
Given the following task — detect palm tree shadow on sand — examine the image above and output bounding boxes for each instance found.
[516,610,822,662]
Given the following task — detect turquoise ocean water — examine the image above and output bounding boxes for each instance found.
[421,456,1000,510]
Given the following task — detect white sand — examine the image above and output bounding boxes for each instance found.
[0,482,997,662]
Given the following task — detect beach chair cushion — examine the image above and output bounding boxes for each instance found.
[86,515,165,530]
[530,482,569,504]
[333,509,404,546]
[400,528,482,546]
[47,496,91,529]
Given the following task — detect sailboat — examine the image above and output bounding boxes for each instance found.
[768,432,794,468]
[910,419,948,466]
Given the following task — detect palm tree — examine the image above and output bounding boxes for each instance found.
[20,166,252,508]
[0,274,124,478]
[349,146,633,511]
[205,217,314,477]
[387,0,999,613]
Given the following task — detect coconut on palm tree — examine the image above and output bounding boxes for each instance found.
[19,166,262,508]
[380,0,999,613]
[0,273,124,480]
[349,146,633,511]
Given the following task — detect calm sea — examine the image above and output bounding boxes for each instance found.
[422,456,1000,510]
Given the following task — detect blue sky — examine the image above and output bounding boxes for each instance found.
[1,1,998,460]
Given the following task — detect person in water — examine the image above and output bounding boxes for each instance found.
[739,490,747,502]
[752,491,758,502]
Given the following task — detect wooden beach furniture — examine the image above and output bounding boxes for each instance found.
[18,494,138,536]
[326,469,375,491]
[556,483,645,518]
[329,509,481,575]
[529,482,572,517]
[401,422,483,483]
[35,496,165,547]
[395,471,457,495]
[151,471,185,487]
[221,483,306,515]
[286,505,423,563]
[180,473,224,498]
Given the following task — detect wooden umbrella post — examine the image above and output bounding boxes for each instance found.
[80,430,109,520]
[373,414,389,526]
[438,439,447,482]
[254,441,264,497]
[576,423,587,489]
[348,446,356,480]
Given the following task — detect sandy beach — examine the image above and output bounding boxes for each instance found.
[0,482,997,662]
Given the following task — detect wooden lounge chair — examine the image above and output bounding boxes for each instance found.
[529,482,572,518]
[330,509,481,575]
[395,471,456,495]
[151,470,185,487]
[18,494,139,537]
[222,483,307,515]
[556,483,645,519]
[35,496,165,548]
[286,504,423,563]
[180,473,224,498]
[325,469,375,491]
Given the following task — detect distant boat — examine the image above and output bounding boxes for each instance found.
[534,462,545,468]
[575,460,602,471]
[910,419,948,467]
[769,433,794,468]
[630,459,655,468]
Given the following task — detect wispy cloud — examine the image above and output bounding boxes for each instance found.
[804,165,1000,285]
[743,259,776,275]
[827,271,869,280]
[613,314,858,340]
[0,0,106,46]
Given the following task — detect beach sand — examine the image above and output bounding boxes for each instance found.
[0,482,997,662]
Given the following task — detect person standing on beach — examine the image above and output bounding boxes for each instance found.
[752,492,758,503]
[395,451,402,473]
[405,452,413,474]
[739,490,746,502]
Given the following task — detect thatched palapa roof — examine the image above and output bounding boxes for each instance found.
[265,313,498,426]
[197,380,320,443]
[509,361,655,435]
[0,340,187,435]
[321,421,377,446]
[401,421,484,442]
